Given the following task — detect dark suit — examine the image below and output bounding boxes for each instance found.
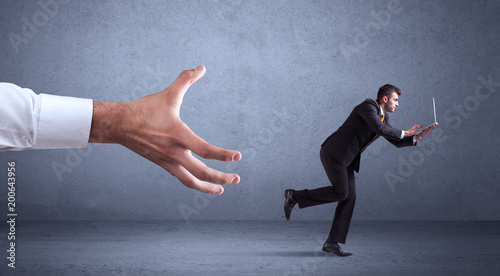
[294,98,415,244]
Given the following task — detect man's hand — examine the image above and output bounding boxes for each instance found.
[418,122,438,140]
[405,123,438,141]
[404,124,423,136]
[89,65,241,195]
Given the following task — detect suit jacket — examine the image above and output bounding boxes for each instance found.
[321,98,415,173]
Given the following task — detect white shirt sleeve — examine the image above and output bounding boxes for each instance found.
[0,83,93,151]
[402,128,419,144]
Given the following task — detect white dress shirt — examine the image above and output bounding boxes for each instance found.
[0,83,93,151]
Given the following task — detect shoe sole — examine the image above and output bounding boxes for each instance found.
[322,247,353,257]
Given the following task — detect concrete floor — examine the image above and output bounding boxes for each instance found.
[0,221,499,275]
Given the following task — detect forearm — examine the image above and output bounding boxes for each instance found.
[387,135,415,148]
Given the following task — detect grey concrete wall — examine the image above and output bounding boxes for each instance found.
[0,0,499,221]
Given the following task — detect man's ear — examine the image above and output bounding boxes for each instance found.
[382,95,388,103]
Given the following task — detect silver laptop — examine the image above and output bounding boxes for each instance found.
[412,97,437,135]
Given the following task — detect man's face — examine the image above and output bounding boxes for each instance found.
[384,92,399,113]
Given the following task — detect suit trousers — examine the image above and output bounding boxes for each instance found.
[294,149,356,244]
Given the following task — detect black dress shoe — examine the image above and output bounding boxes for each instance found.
[284,189,297,221]
[322,242,353,257]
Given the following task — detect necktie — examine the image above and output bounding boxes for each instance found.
[381,114,385,122]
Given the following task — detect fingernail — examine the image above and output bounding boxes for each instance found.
[195,65,204,71]
[231,176,240,184]
[232,152,242,161]
[216,186,224,195]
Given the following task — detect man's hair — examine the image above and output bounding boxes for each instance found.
[377,84,401,103]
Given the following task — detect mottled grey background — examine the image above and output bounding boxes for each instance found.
[0,0,499,221]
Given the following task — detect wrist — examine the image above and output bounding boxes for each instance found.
[88,101,132,144]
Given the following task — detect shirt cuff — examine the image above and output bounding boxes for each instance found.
[34,94,93,149]
[400,130,405,139]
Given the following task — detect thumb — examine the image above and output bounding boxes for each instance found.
[168,65,207,101]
